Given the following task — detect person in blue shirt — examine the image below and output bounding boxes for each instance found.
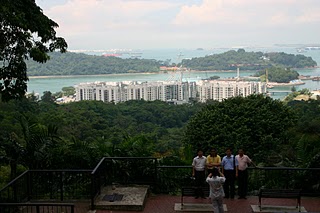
[221,148,238,199]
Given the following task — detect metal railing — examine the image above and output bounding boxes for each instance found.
[156,166,320,196]
[90,157,157,209]
[1,157,319,212]
[0,170,92,203]
[0,203,74,213]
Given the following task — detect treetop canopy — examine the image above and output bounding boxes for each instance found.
[0,0,67,102]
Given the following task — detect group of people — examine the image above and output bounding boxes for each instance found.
[192,148,256,213]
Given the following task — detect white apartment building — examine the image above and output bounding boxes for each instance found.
[75,81,197,104]
[197,80,266,102]
[75,80,266,104]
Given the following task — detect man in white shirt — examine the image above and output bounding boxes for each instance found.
[236,148,256,199]
[192,149,207,198]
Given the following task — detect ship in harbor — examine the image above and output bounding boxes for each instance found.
[312,76,320,81]
[304,46,320,50]
[102,53,122,57]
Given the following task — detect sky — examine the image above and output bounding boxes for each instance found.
[35,0,320,50]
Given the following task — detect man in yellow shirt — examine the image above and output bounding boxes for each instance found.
[206,148,221,175]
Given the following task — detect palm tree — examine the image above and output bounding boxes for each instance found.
[17,115,62,169]
[0,132,25,179]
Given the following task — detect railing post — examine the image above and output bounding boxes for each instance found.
[27,171,31,201]
[104,160,107,186]
[98,170,101,195]
[71,204,75,213]
[13,181,17,202]
[91,174,95,210]
[60,171,64,201]
[154,158,157,189]
[286,169,289,189]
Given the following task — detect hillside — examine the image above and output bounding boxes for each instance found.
[25,49,317,76]
[181,49,317,71]
[26,52,162,76]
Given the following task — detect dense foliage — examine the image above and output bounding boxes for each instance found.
[1,94,320,191]
[266,52,317,68]
[0,99,200,172]
[26,52,162,76]
[181,49,317,71]
[184,94,297,163]
[286,99,320,167]
[255,66,300,83]
[25,49,316,79]
[0,0,67,101]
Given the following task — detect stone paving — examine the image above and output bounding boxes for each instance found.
[92,195,320,213]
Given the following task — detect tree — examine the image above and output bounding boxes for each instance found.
[255,67,299,83]
[61,86,75,96]
[286,99,320,166]
[0,133,25,179]
[17,115,62,169]
[41,91,54,103]
[183,94,297,163]
[0,0,67,102]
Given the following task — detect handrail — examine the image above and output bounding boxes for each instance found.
[0,170,29,192]
[254,167,320,170]
[0,202,75,206]
[0,157,319,212]
[0,202,75,213]
[29,169,92,172]
[91,157,106,174]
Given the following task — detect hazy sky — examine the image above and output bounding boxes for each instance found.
[35,0,320,50]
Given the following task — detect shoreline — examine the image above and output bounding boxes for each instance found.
[27,66,319,79]
[28,72,159,79]
[28,69,248,79]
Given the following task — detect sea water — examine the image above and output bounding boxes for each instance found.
[27,47,320,100]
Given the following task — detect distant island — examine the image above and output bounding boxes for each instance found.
[181,49,317,71]
[26,49,317,77]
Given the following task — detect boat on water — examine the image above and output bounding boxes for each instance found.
[296,48,306,53]
[268,79,305,87]
[289,79,305,85]
[102,53,122,57]
[304,46,320,51]
[312,76,320,81]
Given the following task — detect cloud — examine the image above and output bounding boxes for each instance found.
[36,0,320,49]
[172,0,320,26]
[44,0,180,34]
[296,8,320,23]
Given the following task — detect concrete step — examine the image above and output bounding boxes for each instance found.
[251,204,307,212]
[174,203,227,212]
[94,185,149,211]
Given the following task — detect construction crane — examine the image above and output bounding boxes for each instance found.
[167,51,189,82]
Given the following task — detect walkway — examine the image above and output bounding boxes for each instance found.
[93,195,320,213]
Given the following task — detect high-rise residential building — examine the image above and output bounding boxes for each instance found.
[75,80,266,104]
[75,80,198,104]
[197,80,266,102]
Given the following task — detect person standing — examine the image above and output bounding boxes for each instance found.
[192,149,207,198]
[221,148,238,199]
[236,148,256,199]
[206,168,226,213]
[206,148,221,175]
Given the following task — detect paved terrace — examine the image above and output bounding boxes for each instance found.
[75,195,320,213]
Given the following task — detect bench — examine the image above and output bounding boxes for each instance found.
[181,186,210,209]
[259,189,302,212]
